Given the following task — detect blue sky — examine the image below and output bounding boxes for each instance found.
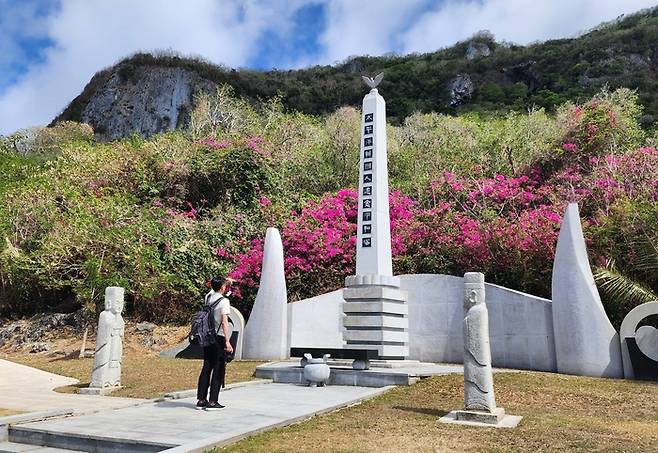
[0,0,656,135]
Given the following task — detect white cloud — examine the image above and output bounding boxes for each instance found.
[0,1,52,89]
[401,0,658,53]
[314,0,429,65]
[0,0,311,135]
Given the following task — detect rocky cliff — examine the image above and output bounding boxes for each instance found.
[53,61,216,140]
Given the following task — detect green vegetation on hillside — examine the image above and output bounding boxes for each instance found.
[56,7,658,130]
[3,86,658,329]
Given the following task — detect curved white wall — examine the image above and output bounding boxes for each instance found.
[401,274,555,371]
[288,273,557,372]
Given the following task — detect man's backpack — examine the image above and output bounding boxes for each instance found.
[188,298,221,347]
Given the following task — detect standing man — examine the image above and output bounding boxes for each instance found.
[196,276,234,410]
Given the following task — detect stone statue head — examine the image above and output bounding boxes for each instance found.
[463,272,485,309]
[104,286,125,315]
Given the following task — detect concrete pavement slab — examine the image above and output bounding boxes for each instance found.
[0,360,147,414]
[13,382,390,451]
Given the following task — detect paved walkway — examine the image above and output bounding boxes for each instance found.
[0,359,147,413]
[12,382,389,451]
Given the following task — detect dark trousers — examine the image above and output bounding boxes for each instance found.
[196,337,226,403]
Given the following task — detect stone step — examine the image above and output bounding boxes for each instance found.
[343,315,408,329]
[8,427,173,453]
[342,301,408,315]
[343,286,407,302]
[344,343,409,359]
[0,441,83,452]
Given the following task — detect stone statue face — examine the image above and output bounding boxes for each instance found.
[464,286,484,309]
[110,298,124,315]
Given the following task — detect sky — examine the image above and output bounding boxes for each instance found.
[0,0,656,135]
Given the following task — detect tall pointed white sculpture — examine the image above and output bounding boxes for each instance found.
[355,75,392,277]
[242,227,288,360]
[343,74,409,360]
[551,203,623,378]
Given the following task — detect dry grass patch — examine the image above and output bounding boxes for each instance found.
[220,372,658,453]
[0,409,23,417]
[4,349,263,399]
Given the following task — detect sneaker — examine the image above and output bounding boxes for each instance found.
[196,400,208,410]
[205,402,225,411]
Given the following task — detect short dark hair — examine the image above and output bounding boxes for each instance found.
[210,276,224,291]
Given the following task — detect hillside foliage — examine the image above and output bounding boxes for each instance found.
[56,7,658,132]
[2,86,658,329]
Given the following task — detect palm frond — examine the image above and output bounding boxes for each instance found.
[593,260,658,307]
[634,235,658,274]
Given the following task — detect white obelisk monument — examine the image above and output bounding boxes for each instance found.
[343,73,410,360]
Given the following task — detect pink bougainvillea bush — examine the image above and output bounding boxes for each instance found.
[226,189,416,316]
[225,139,658,314]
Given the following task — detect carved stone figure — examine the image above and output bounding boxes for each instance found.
[461,272,497,413]
[90,287,125,388]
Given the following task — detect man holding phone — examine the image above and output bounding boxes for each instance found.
[196,276,235,411]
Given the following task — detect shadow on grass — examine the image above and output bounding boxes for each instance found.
[48,350,90,362]
[393,406,449,417]
[53,382,89,394]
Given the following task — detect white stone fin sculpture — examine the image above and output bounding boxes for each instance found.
[242,227,289,360]
[551,203,623,378]
[82,287,125,395]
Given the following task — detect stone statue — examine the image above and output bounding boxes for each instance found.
[440,275,522,428]
[462,272,496,412]
[90,287,125,389]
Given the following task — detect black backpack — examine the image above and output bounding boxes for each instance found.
[188,297,222,347]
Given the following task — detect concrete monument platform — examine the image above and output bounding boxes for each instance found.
[256,360,466,387]
[1,382,389,452]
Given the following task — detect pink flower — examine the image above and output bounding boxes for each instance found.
[194,137,232,149]
[563,143,577,153]
[214,247,230,258]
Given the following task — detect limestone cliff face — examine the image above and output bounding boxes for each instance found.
[53,63,216,141]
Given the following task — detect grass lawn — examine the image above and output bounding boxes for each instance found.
[5,352,263,399]
[220,372,658,453]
